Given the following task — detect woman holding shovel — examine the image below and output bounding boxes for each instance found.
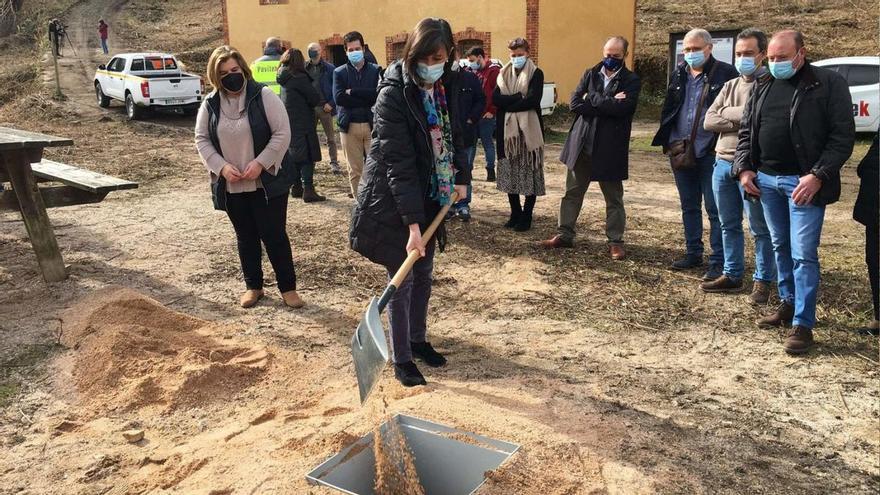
[350,18,470,387]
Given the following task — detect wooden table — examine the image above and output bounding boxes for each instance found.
[0,127,73,282]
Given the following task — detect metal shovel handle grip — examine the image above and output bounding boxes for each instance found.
[378,191,459,311]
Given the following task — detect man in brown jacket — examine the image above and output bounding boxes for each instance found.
[702,28,776,302]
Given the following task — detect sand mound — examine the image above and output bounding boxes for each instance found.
[61,288,270,415]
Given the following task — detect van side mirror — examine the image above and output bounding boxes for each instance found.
[98,64,106,70]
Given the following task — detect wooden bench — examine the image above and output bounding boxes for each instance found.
[0,126,138,281]
[1,159,138,209]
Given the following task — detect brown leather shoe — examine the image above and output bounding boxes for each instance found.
[750,281,771,304]
[700,275,744,293]
[240,289,263,308]
[281,290,305,309]
[757,302,794,328]
[783,326,814,355]
[609,244,626,261]
[540,235,574,249]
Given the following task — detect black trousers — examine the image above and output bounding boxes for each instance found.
[867,224,879,321]
[225,191,296,292]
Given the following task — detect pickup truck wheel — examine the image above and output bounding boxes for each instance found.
[125,93,143,120]
[95,83,111,108]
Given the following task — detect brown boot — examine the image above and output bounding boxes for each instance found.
[700,275,744,293]
[757,302,794,328]
[540,235,573,249]
[240,289,263,308]
[750,281,771,304]
[783,326,814,355]
[281,290,305,309]
[302,186,326,203]
[609,244,626,261]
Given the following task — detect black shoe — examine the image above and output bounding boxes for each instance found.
[670,257,703,270]
[290,184,304,198]
[411,341,447,368]
[504,212,521,228]
[514,212,533,232]
[701,264,723,281]
[486,169,496,182]
[394,361,427,387]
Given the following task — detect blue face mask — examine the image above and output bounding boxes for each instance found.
[469,60,481,71]
[417,62,446,84]
[683,50,706,69]
[769,55,799,80]
[308,49,319,60]
[511,55,527,69]
[347,50,364,65]
[735,56,757,76]
[602,56,623,72]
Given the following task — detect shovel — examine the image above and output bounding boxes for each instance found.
[352,192,459,404]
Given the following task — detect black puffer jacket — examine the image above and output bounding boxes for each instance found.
[733,62,855,206]
[854,133,879,228]
[277,67,322,164]
[350,61,471,268]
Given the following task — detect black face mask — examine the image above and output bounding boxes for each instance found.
[221,72,245,93]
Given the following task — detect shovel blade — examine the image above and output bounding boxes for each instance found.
[351,297,390,404]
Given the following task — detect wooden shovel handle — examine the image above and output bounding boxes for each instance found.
[389,191,459,289]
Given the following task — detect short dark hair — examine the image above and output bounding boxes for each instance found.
[466,46,485,58]
[508,37,530,52]
[737,28,768,53]
[343,31,364,48]
[401,18,454,85]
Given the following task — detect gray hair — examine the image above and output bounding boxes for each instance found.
[265,37,282,50]
[684,28,712,45]
[737,28,768,53]
[307,42,321,52]
[605,36,629,55]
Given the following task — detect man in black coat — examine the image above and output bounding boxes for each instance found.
[450,63,486,222]
[651,29,738,279]
[853,133,878,335]
[542,36,640,260]
[733,30,855,354]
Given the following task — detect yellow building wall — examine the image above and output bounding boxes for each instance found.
[538,0,637,103]
[225,0,636,104]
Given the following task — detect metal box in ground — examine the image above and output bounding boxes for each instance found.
[306,414,520,495]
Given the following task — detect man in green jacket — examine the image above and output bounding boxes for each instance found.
[251,37,284,95]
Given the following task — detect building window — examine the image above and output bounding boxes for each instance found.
[452,27,491,59]
[385,32,408,65]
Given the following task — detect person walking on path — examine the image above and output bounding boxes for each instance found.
[277,48,327,203]
[195,45,305,310]
[97,19,109,55]
[493,37,546,232]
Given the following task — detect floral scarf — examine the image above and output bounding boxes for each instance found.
[420,81,455,206]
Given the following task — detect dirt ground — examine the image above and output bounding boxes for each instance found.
[1,1,878,494]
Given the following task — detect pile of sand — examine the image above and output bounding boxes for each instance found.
[61,288,270,415]
[373,415,425,495]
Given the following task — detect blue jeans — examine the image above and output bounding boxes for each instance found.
[757,172,826,329]
[468,117,496,171]
[100,38,108,54]
[672,153,723,265]
[712,158,776,282]
[455,146,474,209]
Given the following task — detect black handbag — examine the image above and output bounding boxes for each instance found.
[211,176,227,211]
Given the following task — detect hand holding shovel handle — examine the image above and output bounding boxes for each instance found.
[377,191,459,312]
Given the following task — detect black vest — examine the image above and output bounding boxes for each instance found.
[205,80,293,210]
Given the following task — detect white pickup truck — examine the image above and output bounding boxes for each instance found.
[94,53,205,120]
